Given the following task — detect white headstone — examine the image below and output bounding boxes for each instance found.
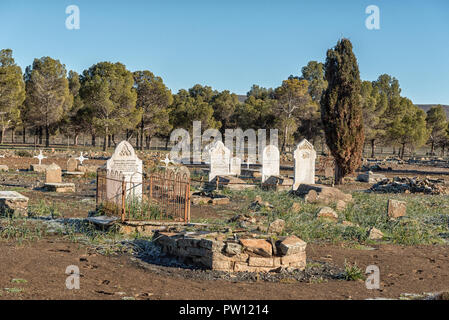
[293,139,317,190]
[106,141,143,201]
[208,141,230,181]
[262,145,280,183]
[229,157,241,176]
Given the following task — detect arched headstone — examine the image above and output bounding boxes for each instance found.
[293,139,317,190]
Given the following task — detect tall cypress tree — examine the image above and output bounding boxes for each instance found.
[321,39,364,184]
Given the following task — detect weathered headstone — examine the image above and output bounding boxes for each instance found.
[387,199,407,219]
[106,141,143,200]
[208,141,230,181]
[229,157,241,176]
[293,139,316,190]
[261,145,279,183]
[67,158,78,172]
[45,163,62,183]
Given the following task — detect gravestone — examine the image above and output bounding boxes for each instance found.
[261,145,280,183]
[106,141,143,200]
[293,139,316,190]
[67,158,78,172]
[44,163,75,192]
[229,157,241,176]
[208,141,230,181]
[45,163,62,183]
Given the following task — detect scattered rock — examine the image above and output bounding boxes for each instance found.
[268,219,285,234]
[371,177,448,195]
[335,200,347,211]
[387,199,407,219]
[262,175,293,191]
[0,165,8,172]
[293,184,353,208]
[291,202,302,213]
[317,207,338,221]
[369,227,384,240]
[357,171,387,183]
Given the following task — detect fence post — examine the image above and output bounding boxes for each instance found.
[184,181,190,223]
[121,178,126,222]
[95,170,99,210]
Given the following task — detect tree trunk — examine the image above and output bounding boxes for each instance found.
[23,127,26,144]
[431,141,435,155]
[45,125,50,147]
[103,128,109,151]
[38,127,43,145]
[92,134,96,147]
[0,128,4,144]
[400,143,406,159]
[334,163,344,185]
[371,139,375,158]
[146,135,150,150]
[140,117,144,151]
[11,128,15,144]
[74,134,79,146]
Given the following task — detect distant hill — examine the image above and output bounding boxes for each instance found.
[416,105,449,117]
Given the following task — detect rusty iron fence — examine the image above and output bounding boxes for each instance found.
[96,168,191,223]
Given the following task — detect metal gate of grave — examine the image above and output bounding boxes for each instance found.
[96,168,191,223]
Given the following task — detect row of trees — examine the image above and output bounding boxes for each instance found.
[0,47,445,157]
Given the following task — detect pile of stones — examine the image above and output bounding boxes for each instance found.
[370,177,448,195]
[153,231,307,273]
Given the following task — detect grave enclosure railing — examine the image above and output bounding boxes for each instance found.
[96,168,191,223]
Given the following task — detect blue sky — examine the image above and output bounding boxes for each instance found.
[1,0,448,104]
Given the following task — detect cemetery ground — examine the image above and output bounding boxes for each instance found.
[0,153,449,300]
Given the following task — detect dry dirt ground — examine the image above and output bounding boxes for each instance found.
[0,239,447,300]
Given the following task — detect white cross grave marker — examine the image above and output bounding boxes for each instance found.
[76,152,88,165]
[161,154,175,169]
[34,150,47,165]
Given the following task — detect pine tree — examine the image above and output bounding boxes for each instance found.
[24,56,72,147]
[321,39,364,184]
[134,70,173,150]
[80,62,139,151]
[0,49,25,144]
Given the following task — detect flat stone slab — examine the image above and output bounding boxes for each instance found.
[44,183,76,193]
[0,191,29,217]
[0,191,29,201]
[86,215,119,227]
[63,171,85,176]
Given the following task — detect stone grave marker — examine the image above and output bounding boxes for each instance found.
[261,145,280,183]
[229,157,242,176]
[293,139,316,190]
[208,141,230,181]
[106,141,143,200]
[46,163,62,183]
[67,158,78,172]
